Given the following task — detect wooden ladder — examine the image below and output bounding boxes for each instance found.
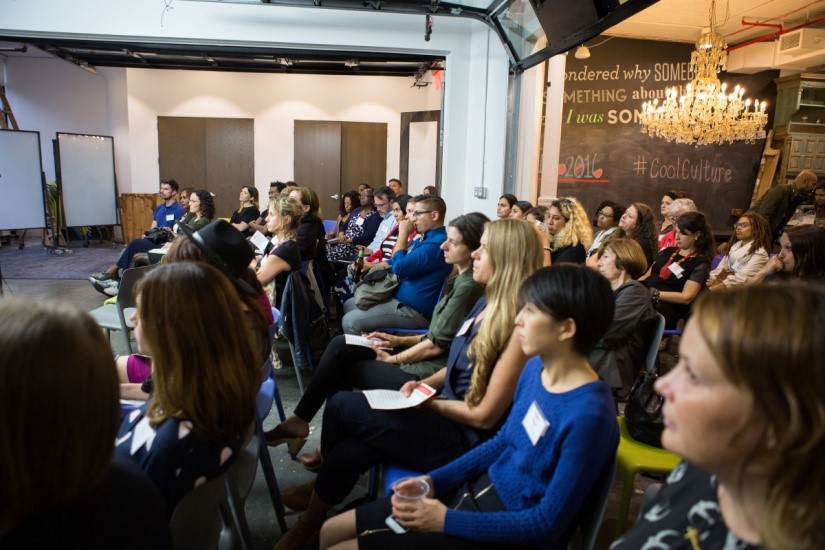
[0,85,19,130]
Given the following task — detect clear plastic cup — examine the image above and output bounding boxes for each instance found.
[391,477,430,502]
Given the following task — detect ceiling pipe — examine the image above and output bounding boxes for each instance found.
[728,15,825,52]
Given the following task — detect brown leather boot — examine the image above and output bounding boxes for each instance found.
[281,480,315,511]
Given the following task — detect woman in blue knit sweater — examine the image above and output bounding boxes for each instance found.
[320,264,620,549]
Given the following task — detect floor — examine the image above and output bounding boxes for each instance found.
[0,238,662,550]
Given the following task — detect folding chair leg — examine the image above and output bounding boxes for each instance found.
[225,476,254,550]
[616,468,637,536]
[286,341,305,394]
[121,330,133,354]
[255,414,288,533]
[272,378,287,422]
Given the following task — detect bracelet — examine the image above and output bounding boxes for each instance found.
[543,247,551,252]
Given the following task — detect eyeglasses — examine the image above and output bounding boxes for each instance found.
[374,200,388,207]
[597,210,614,218]
[412,210,433,217]
[734,222,751,229]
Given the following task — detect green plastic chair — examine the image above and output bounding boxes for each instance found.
[615,416,680,536]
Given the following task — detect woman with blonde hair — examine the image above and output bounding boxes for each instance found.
[707,212,771,290]
[546,197,592,263]
[0,299,170,546]
[613,284,825,549]
[115,262,260,509]
[273,218,543,549]
[257,195,303,308]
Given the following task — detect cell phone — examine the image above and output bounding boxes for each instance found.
[385,515,407,534]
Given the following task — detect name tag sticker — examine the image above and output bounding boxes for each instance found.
[456,318,474,337]
[668,263,685,279]
[165,214,175,221]
[522,401,550,446]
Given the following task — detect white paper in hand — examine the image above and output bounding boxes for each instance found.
[250,230,270,252]
[344,334,391,350]
[363,384,437,410]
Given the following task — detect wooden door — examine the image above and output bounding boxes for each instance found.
[294,121,342,221]
[204,119,255,218]
[158,117,254,219]
[341,122,387,192]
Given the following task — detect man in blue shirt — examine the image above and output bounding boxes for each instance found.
[341,195,452,334]
[360,186,397,256]
[89,180,184,293]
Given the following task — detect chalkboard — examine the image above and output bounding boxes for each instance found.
[55,133,118,227]
[0,129,46,231]
[557,37,779,229]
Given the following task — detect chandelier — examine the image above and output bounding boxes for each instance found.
[639,0,768,146]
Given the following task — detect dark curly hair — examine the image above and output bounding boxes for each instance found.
[593,200,625,227]
[194,189,215,220]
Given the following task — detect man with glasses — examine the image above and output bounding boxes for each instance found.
[359,186,397,256]
[341,194,451,334]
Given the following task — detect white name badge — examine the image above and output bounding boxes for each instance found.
[165,214,175,221]
[522,401,550,446]
[455,318,474,337]
[668,262,685,279]
[355,217,365,227]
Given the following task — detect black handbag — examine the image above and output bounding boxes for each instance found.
[624,370,664,448]
[144,227,174,245]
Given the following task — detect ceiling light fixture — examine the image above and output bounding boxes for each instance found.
[639,0,767,146]
[574,45,590,59]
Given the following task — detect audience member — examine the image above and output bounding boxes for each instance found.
[706,212,771,290]
[327,190,360,239]
[388,178,404,195]
[249,182,284,235]
[547,197,592,264]
[358,183,372,193]
[422,185,439,195]
[659,198,697,250]
[326,188,380,262]
[364,194,412,267]
[289,186,333,285]
[525,205,549,227]
[185,189,215,231]
[257,196,303,308]
[618,202,658,268]
[588,200,624,259]
[815,182,825,223]
[658,190,688,244]
[509,200,532,220]
[642,211,714,328]
[0,298,171,547]
[751,224,825,284]
[496,193,517,219]
[176,186,196,228]
[751,169,818,240]
[321,264,619,549]
[115,262,260,509]
[174,220,273,360]
[230,186,261,236]
[591,238,655,391]
[340,195,453,334]
[659,198,699,250]
[272,218,542,549]
[89,179,184,288]
[361,186,398,256]
[264,213,488,460]
[612,284,825,550]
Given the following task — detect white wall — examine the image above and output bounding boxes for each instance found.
[5,54,109,183]
[1,0,512,216]
[125,69,440,196]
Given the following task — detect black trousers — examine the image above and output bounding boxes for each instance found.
[293,334,418,423]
